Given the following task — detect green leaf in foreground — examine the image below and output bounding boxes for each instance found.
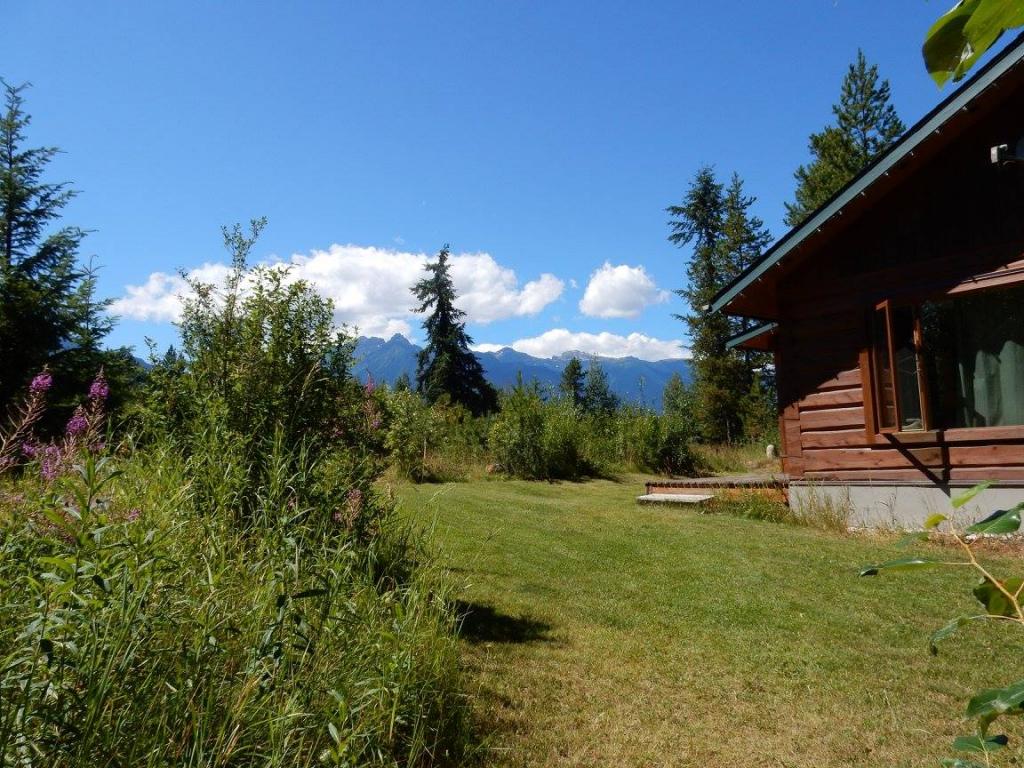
[966,503,1024,535]
[953,733,1008,753]
[859,558,941,577]
[952,481,993,510]
[972,577,1024,617]
[930,616,979,655]
[924,513,948,529]
[966,679,1024,724]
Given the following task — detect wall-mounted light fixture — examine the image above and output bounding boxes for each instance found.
[991,138,1024,164]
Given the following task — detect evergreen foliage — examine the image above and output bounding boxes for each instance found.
[0,80,135,423]
[784,51,905,227]
[558,355,585,406]
[667,167,772,443]
[411,246,498,416]
[581,357,619,416]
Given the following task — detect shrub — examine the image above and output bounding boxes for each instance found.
[141,220,382,526]
[383,387,439,481]
[0,377,471,766]
[488,382,547,479]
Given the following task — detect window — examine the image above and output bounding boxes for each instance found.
[869,283,1024,433]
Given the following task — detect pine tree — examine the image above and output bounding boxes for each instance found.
[667,168,774,443]
[718,174,773,328]
[581,358,618,416]
[0,80,127,418]
[559,356,585,406]
[393,371,412,392]
[412,245,498,416]
[667,167,736,442]
[785,51,905,227]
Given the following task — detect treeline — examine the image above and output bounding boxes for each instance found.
[665,50,905,445]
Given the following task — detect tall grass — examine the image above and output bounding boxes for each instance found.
[0,446,470,767]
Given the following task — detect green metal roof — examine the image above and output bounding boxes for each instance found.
[710,32,1024,316]
[725,321,778,350]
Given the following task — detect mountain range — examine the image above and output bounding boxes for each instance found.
[353,335,692,411]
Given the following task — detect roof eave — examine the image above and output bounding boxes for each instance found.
[710,32,1024,316]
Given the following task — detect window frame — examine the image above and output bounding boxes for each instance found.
[868,300,931,435]
[864,275,1024,439]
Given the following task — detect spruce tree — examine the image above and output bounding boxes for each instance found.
[784,51,905,227]
[667,168,773,443]
[412,245,498,416]
[719,173,775,424]
[559,356,585,406]
[0,80,128,418]
[581,358,618,416]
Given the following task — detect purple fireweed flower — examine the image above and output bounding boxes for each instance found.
[66,412,89,437]
[88,376,109,402]
[30,372,53,395]
[364,375,376,395]
[126,507,141,523]
[346,488,364,514]
[40,445,63,482]
[21,441,38,458]
[370,416,382,431]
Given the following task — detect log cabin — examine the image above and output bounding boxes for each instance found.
[713,35,1024,527]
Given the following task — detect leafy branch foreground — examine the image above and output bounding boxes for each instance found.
[0,222,473,767]
[862,483,1024,767]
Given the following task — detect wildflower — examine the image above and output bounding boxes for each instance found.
[21,441,37,458]
[346,488,364,513]
[66,410,89,437]
[88,374,109,402]
[125,507,141,523]
[30,371,53,395]
[370,416,382,431]
[334,488,366,528]
[364,375,376,395]
[40,445,63,482]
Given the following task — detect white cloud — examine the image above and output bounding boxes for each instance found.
[578,262,669,319]
[112,245,564,338]
[474,329,689,361]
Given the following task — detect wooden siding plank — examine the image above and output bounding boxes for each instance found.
[799,388,863,410]
[947,445,1024,466]
[800,407,865,431]
[802,447,945,471]
[801,429,873,448]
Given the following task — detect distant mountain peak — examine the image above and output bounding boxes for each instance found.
[352,336,691,412]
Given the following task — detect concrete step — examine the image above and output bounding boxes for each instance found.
[636,493,715,505]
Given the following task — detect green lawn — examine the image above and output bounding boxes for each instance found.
[397,477,1023,768]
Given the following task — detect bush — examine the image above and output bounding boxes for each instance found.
[488,384,593,481]
[141,220,383,526]
[0,366,471,767]
[488,382,547,479]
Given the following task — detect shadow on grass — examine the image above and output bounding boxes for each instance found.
[455,600,552,644]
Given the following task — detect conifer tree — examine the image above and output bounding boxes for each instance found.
[667,167,772,443]
[411,245,498,416]
[0,80,129,417]
[559,356,585,406]
[581,358,618,416]
[784,51,905,227]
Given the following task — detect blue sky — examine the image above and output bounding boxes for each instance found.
[1,2,991,360]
